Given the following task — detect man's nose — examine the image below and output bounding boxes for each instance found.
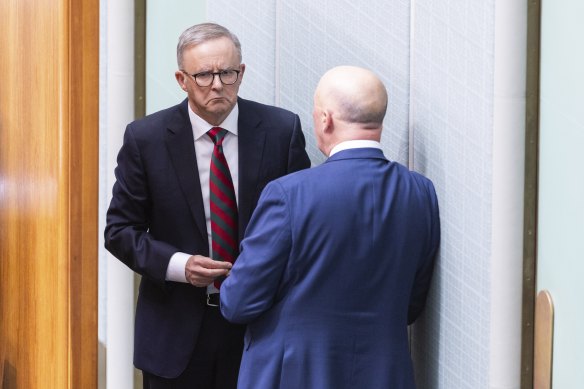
[210,74,224,89]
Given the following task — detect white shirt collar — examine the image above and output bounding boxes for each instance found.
[329,140,382,157]
[188,103,239,140]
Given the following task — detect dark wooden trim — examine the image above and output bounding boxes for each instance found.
[521,0,541,387]
[135,0,146,119]
[134,3,147,388]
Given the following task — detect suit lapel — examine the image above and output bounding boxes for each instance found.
[164,100,208,242]
[237,98,266,240]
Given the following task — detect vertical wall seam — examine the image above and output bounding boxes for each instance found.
[408,0,416,169]
[274,0,281,107]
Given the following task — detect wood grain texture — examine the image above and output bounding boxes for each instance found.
[0,0,99,387]
[534,290,554,389]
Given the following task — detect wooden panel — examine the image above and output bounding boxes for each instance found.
[534,290,554,389]
[0,0,98,387]
[521,0,541,388]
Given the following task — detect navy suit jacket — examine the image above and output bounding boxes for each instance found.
[221,148,440,389]
[104,97,310,378]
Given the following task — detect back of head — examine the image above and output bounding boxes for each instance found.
[316,66,388,127]
[176,23,242,68]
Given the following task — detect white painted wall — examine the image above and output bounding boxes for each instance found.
[99,0,135,388]
[538,0,584,386]
[490,1,526,387]
[146,0,206,114]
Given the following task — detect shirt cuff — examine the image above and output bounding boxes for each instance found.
[165,252,190,283]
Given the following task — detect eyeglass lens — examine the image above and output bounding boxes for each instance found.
[195,70,238,87]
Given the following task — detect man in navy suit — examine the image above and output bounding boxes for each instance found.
[220,66,440,389]
[104,23,310,389]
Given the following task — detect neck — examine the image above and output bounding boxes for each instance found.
[189,103,232,127]
[321,122,382,157]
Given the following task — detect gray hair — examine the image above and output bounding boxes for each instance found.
[177,23,242,68]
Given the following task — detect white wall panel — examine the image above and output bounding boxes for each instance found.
[206,1,526,388]
[99,0,136,388]
[538,0,584,386]
[146,1,206,114]
[208,0,278,106]
[409,1,495,388]
[209,0,410,166]
[278,0,411,165]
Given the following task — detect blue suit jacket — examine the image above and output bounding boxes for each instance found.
[221,147,440,389]
[104,98,310,378]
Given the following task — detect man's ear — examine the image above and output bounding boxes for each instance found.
[175,71,188,92]
[238,63,246,82]
[322,109,334,134]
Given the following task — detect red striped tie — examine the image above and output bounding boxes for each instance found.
[208,127,238,288]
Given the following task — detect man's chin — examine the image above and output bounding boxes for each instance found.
[207,101,234,114]
[202,103,235,124]
[208,96,231,105]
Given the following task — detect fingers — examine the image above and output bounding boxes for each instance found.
[198,255,233,270]
[185,255,232,287]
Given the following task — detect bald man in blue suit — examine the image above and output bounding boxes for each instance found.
[220,66,440,389]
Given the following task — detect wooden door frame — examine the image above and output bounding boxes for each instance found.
[0,0,98,387]
[521,0,542,388]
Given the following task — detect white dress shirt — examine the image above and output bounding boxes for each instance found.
[165,103,239,290]
[329,139,382,156]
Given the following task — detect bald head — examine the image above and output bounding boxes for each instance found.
[315,66,388,126]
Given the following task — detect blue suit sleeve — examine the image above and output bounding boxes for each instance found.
[407,180,441,324]
[220,181,292,323]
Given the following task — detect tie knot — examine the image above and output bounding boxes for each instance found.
[208,127,227,145]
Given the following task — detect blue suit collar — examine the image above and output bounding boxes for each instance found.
[325,147,388,163]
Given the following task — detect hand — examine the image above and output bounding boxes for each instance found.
[185,255,232,287]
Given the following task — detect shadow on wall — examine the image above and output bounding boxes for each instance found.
[99,341,105,389]
[409,133,444,389]
[410,258,442,389]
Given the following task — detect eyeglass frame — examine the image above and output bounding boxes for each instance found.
[180,68,241,87]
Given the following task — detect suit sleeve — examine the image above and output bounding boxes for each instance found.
[104,124,177,286]
[287,114,311,173]
[407,180,441,324]
[220,181,292,323]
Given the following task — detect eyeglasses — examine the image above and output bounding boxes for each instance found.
[181,69,241,87]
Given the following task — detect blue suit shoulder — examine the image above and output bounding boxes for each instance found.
[407,167,437,194]
[269,155,437,195]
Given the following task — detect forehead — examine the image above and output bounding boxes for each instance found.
[182,37,240,70]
